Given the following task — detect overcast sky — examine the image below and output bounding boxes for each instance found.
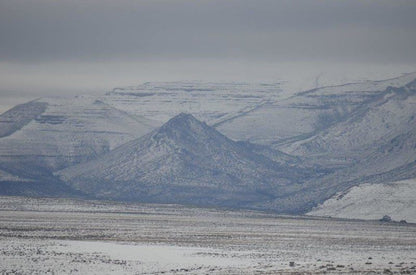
[1,0,416,111]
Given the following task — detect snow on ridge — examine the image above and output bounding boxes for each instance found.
[301,72,416,97]
[57,112,303,211]
[102,82,285,124]
[0,95,158,172]
[307,179,416,223]
[2,73,416,214]
[0,101,47,138]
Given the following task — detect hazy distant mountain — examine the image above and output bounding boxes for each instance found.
[216,73,416,146]
[101,82,284,124]
[259,77,416,213]
[0,96,157,185]
[1,73,415,216]
[282,78,416,188]
[58,113,307,209]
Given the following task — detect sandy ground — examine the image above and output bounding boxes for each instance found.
[0,196,415,274]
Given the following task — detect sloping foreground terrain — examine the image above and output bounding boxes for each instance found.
[0,73,416,216]
[0,196,415,274]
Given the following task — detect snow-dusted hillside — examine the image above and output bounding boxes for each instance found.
[101,82,284,124]
[0,96,157,181]
[217,72,416,145]
[277,77,416,189]
[1,73,416,215]
[0,101,47,138]
[95,73,416,146]
[307,179,416,223]
[283,79,416,158]
[58,113,308,210]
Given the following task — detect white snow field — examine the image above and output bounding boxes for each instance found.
[1,196,415,274]
[308,179,416,223]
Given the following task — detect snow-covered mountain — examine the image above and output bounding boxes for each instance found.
[216,72,416,146]
[0,96,157,184]
[101,82,284,124]
[279,77,416,190]
[97,74,416,147]
[257,76,416,213]
[0,73,415,216]
[58,113,308,209]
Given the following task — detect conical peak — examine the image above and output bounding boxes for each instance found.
[161,113,202,129]
[170,113,197,122]
[152,112,221,145]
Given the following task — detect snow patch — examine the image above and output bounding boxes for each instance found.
[308,179,416,223]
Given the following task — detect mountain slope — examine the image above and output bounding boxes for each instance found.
[216,72,416,145]
[58,113,307,209]
[0,101,47,138]
[0,96,157,186]
[101,82,284,124]
[257,79,416,213]
[282,79,416,178]
[307,179,416,223]
[1,73,415,216]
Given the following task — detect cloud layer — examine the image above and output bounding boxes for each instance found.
[1,0,415,63]
[0,0,415,111]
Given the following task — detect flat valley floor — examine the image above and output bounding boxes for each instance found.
[0,196,415,274]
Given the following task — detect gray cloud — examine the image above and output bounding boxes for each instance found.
[0,0,416,112]
[1,0,415,63]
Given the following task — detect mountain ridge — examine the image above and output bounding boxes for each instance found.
[58,113,307,210]
[1,73,415,216]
